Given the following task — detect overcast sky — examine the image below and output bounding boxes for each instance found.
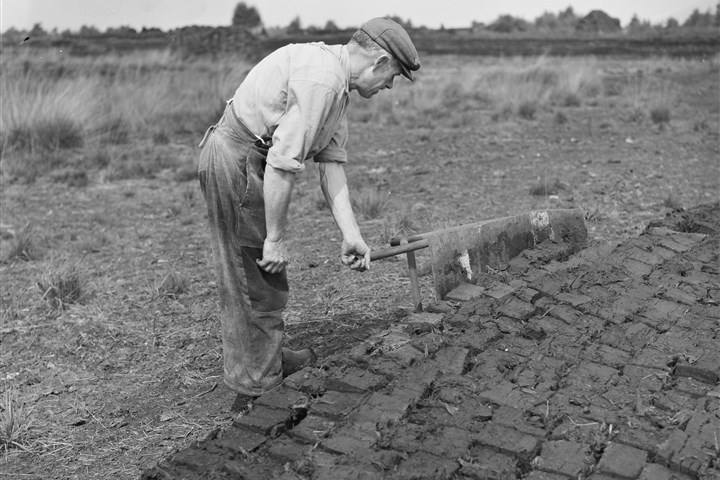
[1,0,716,32]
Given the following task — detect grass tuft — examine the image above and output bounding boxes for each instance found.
[313,285,351,317]
[529,178,568,196]
[693,119,709,131]
[650,106,671,125]
[153,271,190,298]
[518,101,537,120]
[48,167,89,187]
[1,387,35,453]
[2,223,41,262]
[173,156,198,182]
[6,116,84,153]
[663,192,682,209]
[352,188,391,220]
[381,209,420,245]
[37,258,87,310]
[96,115,131,145]
[562,93,581,107]
[153,130,171,145]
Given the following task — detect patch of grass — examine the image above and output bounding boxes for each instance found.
[626,107,645,123]
[153,130,171,145]
[1,151,66,184]
[562,93,581,107]
[693,119,709,131]
[153,271,190,298]
[2,223,41,263]
[352,188,390,220]
[518,101,537,120]
[182,185,197,208]
[0,387,34,453]
[96,115,131,145]
[313,285,351,317]
[529,178,568,196]
[6,116,84,153]
[174,161,198,183]
[603,77,626,96]
[37,257,88,310]
[73,232,111,254]
[650,106,671,126]
[103,151,174,181]
[491,105,514,122]
[48,167,89,187]
[663,192,682,209]
[0,295,25,323]
[381,209,420,245]
[554,111,568,125]
[84,147,112,169]
[585,206,607,222]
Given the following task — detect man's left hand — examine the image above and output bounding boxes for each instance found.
[340,237,371,272]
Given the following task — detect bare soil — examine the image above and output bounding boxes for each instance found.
[1,57,718,479]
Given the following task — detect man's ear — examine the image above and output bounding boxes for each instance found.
[372,55,390,72]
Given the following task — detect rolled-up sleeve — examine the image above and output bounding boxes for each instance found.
[267,80,335,173]
[314,114,348,164]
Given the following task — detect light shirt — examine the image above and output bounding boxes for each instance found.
[231,43,351,173]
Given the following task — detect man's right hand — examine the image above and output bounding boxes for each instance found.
[256,238,290,274]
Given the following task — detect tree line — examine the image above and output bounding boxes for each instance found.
[230,2,719,34]
[3,2,718,41]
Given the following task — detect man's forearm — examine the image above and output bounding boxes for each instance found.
[318,162,361,240]
[264,164,296,242]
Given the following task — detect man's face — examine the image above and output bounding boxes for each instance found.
[356,55,402,98]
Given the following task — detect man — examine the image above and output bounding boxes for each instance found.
[198,17,420,407]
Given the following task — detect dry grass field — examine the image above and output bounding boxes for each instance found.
[1,47,718,479]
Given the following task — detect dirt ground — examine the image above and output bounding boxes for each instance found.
[1,57,718,479]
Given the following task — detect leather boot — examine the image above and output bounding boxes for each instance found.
[282,348,317,378]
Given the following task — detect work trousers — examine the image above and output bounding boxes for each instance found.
[198,105,287,396]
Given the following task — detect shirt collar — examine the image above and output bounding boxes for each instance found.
[339,45,350,94]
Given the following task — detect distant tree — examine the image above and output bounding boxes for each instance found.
[535,11,559,31]
[683,8,714,28]
[106,25,137,35]
[2,26,25,44]
[559,7,577,22]
[324,20,340,32]
[286,16,302,35]
[665,17,679,29]
[29,23,47,37]
[577,10,621,34]
[625,13,653,32]
[628,14,641,30]
[79,25,101,36]
[232,2,262,29]
[488,14,529,33]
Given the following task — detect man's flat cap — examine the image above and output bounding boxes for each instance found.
[360,17,420,80]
